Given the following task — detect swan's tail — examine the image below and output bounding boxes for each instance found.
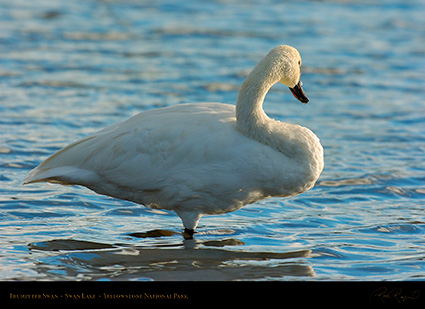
[23,165,99,186]
[23,135,100,186]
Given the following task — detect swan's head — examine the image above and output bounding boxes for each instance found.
[264,45,309,104]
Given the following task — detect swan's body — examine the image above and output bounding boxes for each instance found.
[24,45,324,235]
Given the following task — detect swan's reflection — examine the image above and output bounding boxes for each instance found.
[129,229,245,248]
[29,230,315,280]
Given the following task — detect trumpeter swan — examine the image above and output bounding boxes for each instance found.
[24,45,324,237]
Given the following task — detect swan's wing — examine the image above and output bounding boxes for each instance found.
[23,103,241,201]
[24,102,316,219]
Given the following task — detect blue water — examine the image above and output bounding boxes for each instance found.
[1,0,425,281]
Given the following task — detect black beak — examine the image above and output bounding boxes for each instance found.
[289,81,309,104]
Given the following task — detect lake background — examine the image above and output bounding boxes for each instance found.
[1,0,425,281]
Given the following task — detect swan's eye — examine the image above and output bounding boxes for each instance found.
[298,60,301,66]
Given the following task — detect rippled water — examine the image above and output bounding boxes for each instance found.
[1,0,425,281]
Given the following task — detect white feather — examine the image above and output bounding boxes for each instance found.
[24,45,324,231]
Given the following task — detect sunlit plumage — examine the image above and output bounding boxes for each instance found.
[24,45,324,235]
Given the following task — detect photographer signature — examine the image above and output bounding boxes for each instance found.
[370,287,420,303]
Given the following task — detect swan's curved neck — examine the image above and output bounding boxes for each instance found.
[235,65,278,137]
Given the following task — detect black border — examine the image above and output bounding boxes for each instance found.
[2,281,425,305]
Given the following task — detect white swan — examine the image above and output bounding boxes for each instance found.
[24,45,324,236]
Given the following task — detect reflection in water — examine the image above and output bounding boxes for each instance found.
[29,231,314,280]
[129,229,179,238]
